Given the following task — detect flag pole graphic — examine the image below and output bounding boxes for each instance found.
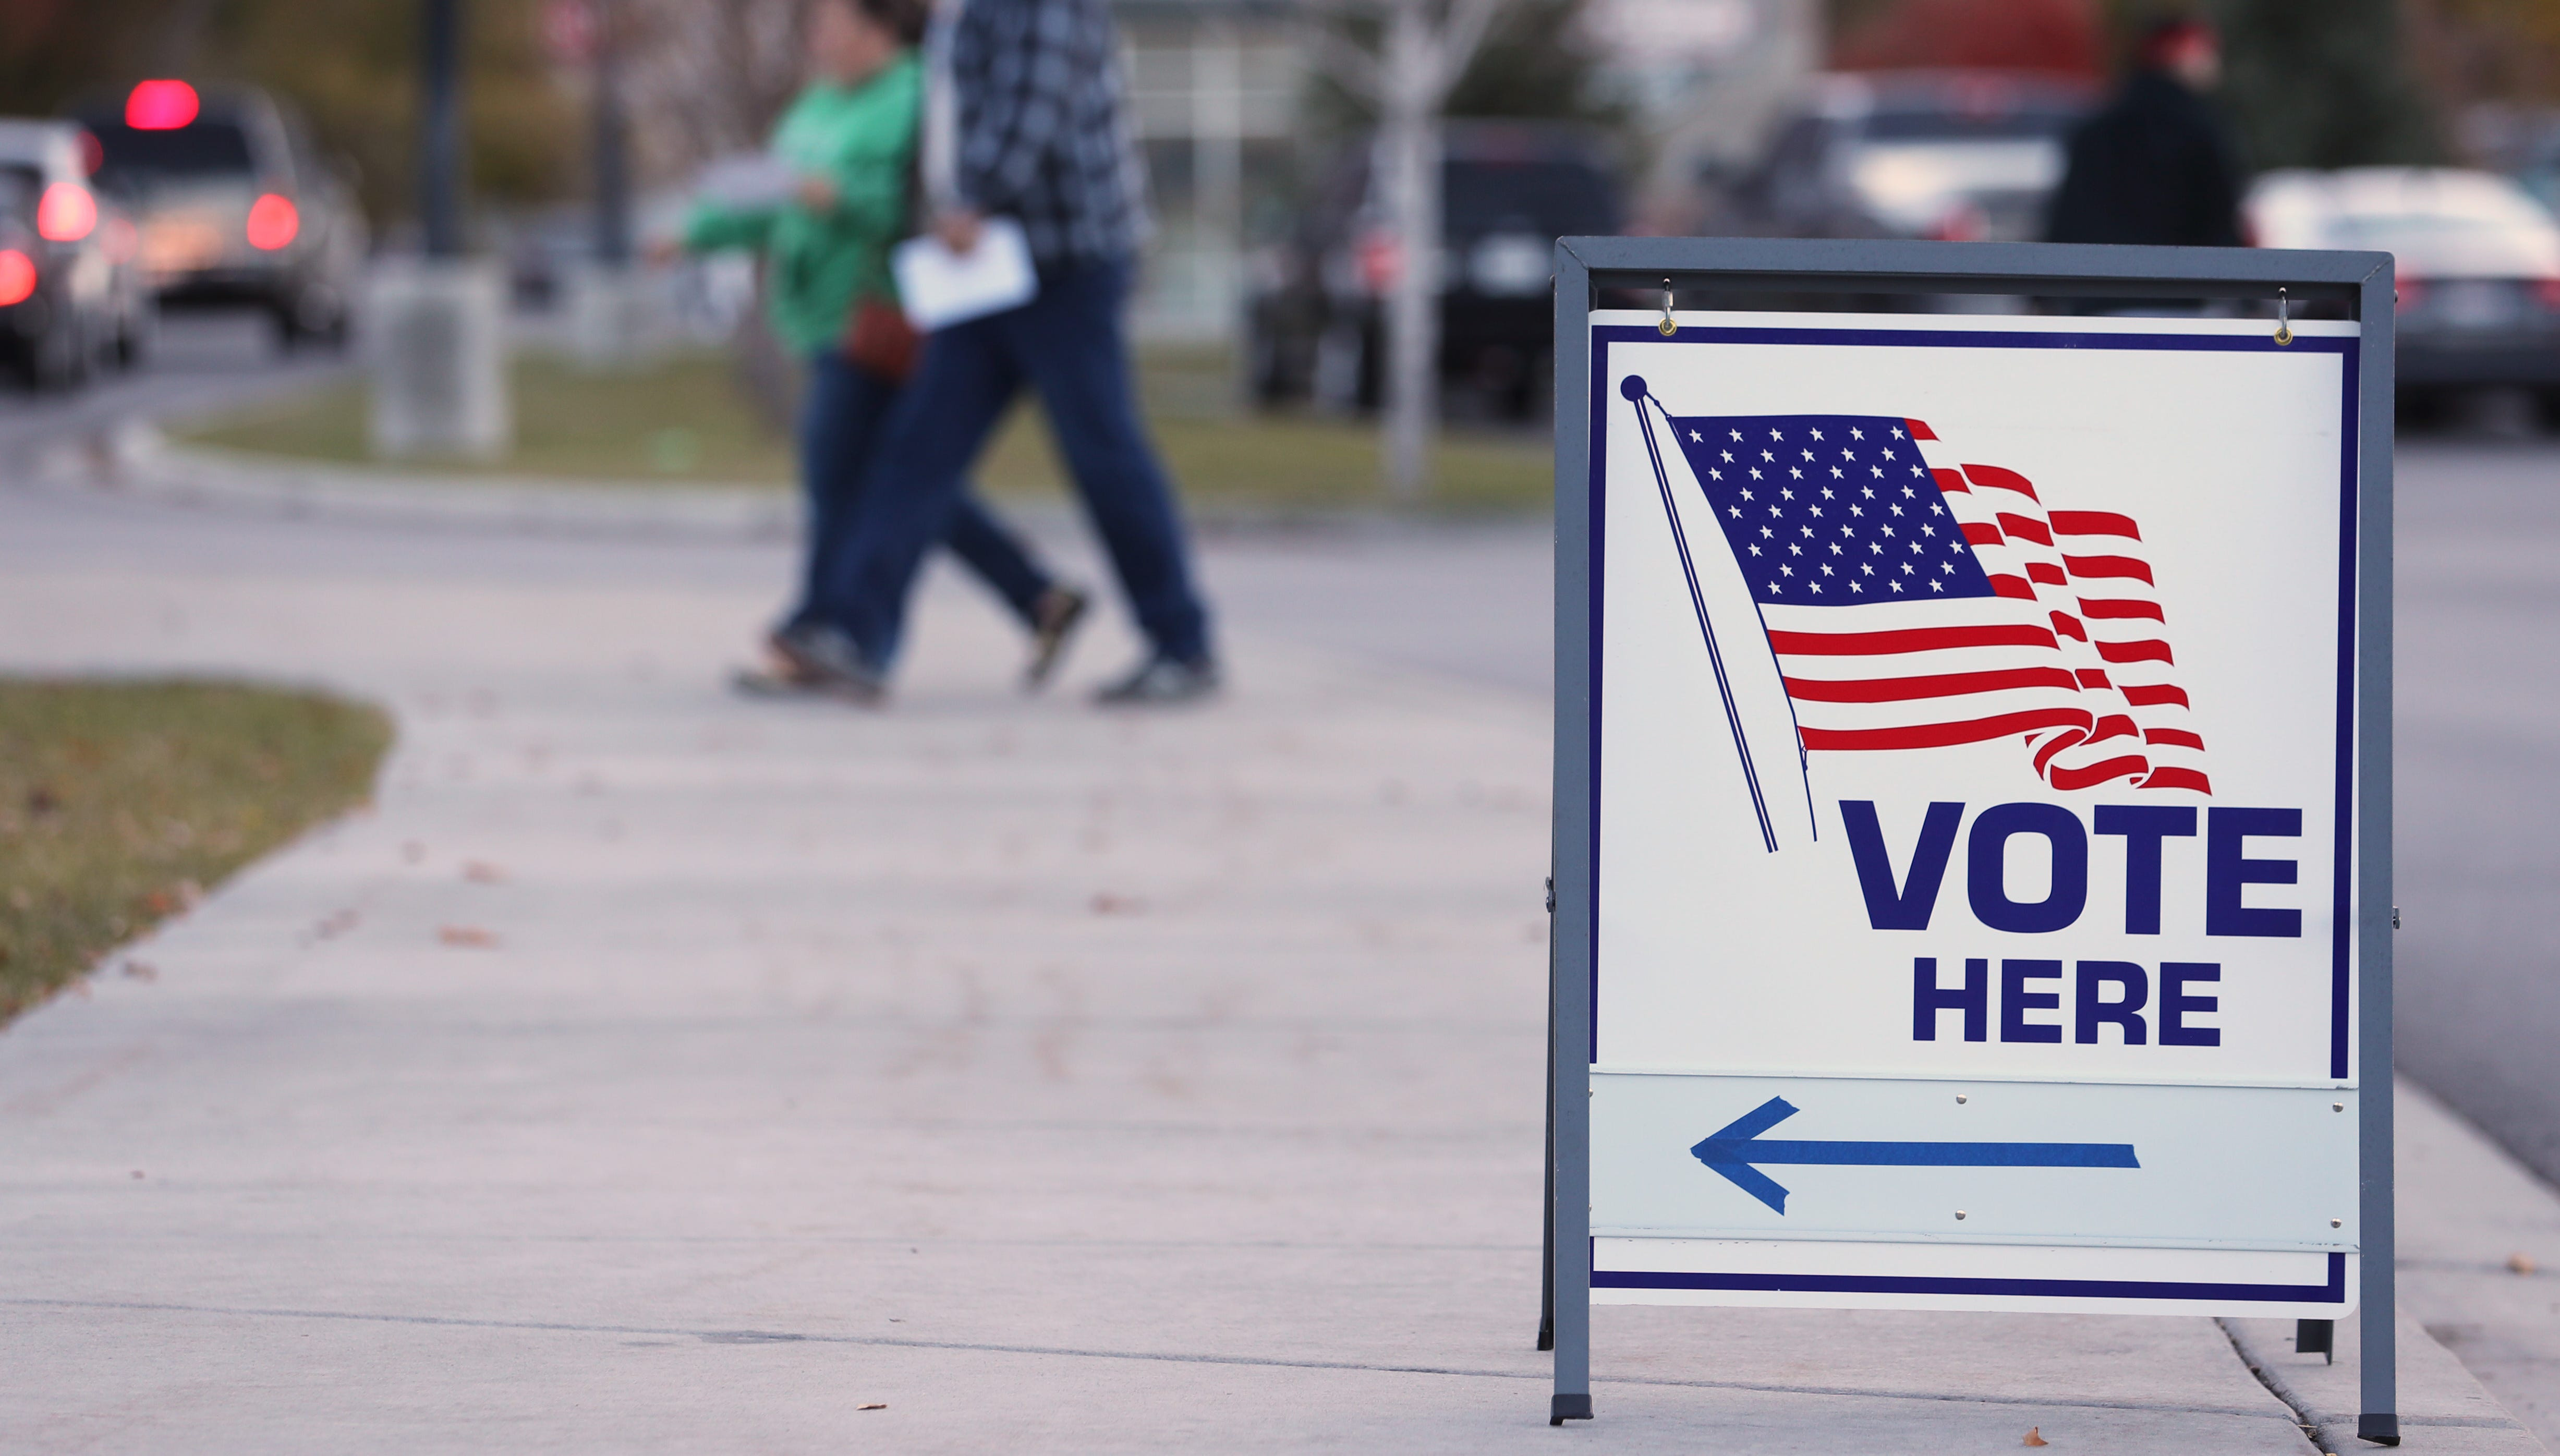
[1625,375,1777,853]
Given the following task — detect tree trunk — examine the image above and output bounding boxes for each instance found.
[1379,0,1439,503]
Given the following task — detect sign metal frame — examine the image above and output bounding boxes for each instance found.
[1545,237,2396,1441]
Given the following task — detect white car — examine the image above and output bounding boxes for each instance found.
[2247,167,2560,399]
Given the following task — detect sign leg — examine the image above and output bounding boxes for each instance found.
[1538,880,1556,1352]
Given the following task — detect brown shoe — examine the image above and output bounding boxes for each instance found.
[1024,586,1090,690]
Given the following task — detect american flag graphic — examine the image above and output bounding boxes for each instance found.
[1646,404,2207,796]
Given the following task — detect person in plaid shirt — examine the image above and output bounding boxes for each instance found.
[788,0,1220,705]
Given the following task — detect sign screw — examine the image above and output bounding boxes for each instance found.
[2333,1102,2345,1112]
[1955,1094,1968,1105]
[1954,1210,1968,1220]
[2331,1218,2344,1228]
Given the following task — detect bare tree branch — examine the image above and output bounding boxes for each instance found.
[1429,0,1509,102]
[1300,18,1387,103]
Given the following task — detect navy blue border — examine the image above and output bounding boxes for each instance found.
[1584,322,2363,1302]
[1594,1249,2347,1305]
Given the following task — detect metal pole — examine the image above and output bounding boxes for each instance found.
[2355,259,2400,1448]
[1546,240,1593,1425]
[591,0,632,265]
[419,0,466,258]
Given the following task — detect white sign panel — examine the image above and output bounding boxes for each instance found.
[1583,309,2362,1316]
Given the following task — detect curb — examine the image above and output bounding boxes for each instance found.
[25,430,1545,545]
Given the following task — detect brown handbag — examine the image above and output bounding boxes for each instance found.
[843,296,921,383]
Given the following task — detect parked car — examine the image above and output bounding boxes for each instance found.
[1246,122,1623,419]
[67,80,365,350]
[2248,167,2560,401]
[0,119,149,390]
[1719,71,2097,244]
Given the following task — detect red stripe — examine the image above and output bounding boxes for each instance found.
[1906,418,1938,441]
[2089,713,2138,743]
[2050,510,2141,540]
[2051,754,2151,791]
[1996,513,2053,546]
[2026,562,2068,586]
[1991,576,2037,600]
[2144,727,2206,750]
[1782,665,2080,704]
[2120,683,2190,709]
[2052,612,2086,641]
[1768,624,2060,656]
[2096,639,2174,665]
[1961,522,2004,546]
[1934,467,1969,493]
[2074,669,2110,688]
[2078,598,2164,622]
[1801,707,2089,753]
[2032,726,2084,775]
[1963,464,2040,500]
[2141,767,2213,793]
[2063,553,2155,585]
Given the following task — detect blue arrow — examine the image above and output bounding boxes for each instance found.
[1690,1097,2140,1215]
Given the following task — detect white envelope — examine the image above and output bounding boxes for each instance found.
[891,217,1038,330]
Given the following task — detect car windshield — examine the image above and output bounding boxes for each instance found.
[86,121,254,189]
[1444,160,1620,238]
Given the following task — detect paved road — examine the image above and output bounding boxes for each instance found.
[0,308,347,463]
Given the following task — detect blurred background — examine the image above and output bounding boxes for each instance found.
[9,0,2560,504]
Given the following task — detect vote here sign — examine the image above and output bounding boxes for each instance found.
[1581,309,2363,1316]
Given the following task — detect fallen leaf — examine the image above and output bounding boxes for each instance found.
[130,1169,143,1179]
[462,860,508,884]
[25,786,58,815]
[438,925,499,949]
[857,1403,887,1412]
[1090,893,1144,915]
[122,961,157,982]
[2510,1252,2539,1275]
[2023,1429,2048,1448]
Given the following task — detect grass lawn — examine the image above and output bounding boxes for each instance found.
[0,680,392,1022]
[173,346,1554,513]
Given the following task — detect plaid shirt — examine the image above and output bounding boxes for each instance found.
[945,0,1149,264]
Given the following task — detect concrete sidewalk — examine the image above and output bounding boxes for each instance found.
[0,483,2549,1452]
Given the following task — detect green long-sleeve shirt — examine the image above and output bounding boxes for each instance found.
[682,55,920,356]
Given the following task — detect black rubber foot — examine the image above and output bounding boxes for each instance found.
[1550,1393,1594,1426]
[1536,1316,1555,1352]
[2357,1412,2400,1446]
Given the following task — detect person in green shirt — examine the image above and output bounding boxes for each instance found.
[660,0,1086,697]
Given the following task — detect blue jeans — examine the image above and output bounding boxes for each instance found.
[790,349,1052,633]
[820,261,1211,667]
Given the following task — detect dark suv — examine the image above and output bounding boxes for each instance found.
[69,81,365,348]
[1247,122,1622,419]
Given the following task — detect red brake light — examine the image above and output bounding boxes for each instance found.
[246,193,299,251]
[2535,278,2560,311]
[75,129,103,177]
[126,80,200,130]
[36,183,95,243]
[2396,275,2425,311]
[0,250,34,307]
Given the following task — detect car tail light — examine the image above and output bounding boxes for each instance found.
[2396,275,2425,311]
[246,193,299,251]
[126,80,200,130]
[1928,203,1987,242]
[75,129,103,177]
[2534,278,2560,311]
[36,183,95,242]
[0,250,34,307]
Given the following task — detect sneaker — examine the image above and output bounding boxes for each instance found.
[1095,653,1220,706]
[767,622,888,705]
[1024,586,1090,690]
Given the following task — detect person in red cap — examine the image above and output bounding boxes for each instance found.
[2045,15,2244,248]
